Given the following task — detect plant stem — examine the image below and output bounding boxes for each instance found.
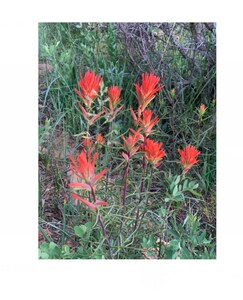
[137,166,154,230]
[98,214,114,259]
[105,120,113,192]
[120,159,130,231]
[134,138,147,229]
[90,186,114,259]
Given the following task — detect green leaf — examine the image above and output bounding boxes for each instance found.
[180,247,192,259]
[172,185,178,196]
[40,252,49,259]
[40,242,49,252]
[169,239,180,250]
[188,181,196,189]
[74,225,87,237]
[175,175,181,185]
[49,242,58,250]
[183,179,188,190]
[169,182,175,193]
[62,245,70,253]
[188,189,201,197]
[159,207,167,218]
[173,193,185,202]
[165,197,171,203]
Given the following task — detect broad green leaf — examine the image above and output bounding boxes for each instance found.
[49,242,58,250]
[183,179,188,190]
[62,245,70,253]
[40,252,49,259]
[172,185,178,196]
[159,207,167,218]
[74,225,87,237]
[175,175,181,185]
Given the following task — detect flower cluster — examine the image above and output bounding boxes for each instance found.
[70,70,201,212]
[134,73,164,117]
[69,150,108,210]
[178,145,201,173]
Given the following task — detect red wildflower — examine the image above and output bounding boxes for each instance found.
[134,73,164,116]
[82,137,93,151]
[75,71,102,108]
[68,150,107,191]
[199,104,206,112]
[199,104,206,119]
[143,138,166,167]
[139,109,159,137]
[108,86,122,110]
[71,193,108,211]
[121,129,144,161]
[178,145,201,173]
[104,86,124,121]
[96,133,105,145]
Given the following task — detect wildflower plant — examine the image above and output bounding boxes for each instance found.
[62,71,205,259]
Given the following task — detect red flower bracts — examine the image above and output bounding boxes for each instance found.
[68,150,107,191]
[134,73,164,116]
[104,85,124,121]
[143,138,166,167]
[130,107,159,137]
[178,145,200,173]
[75,71,102,108]
[71,193,108,211]
[121,129,144,161]
[108,86,122,111]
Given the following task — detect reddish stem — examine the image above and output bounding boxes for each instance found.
[120,158,130,231]
[134,137,147,229]
[90,186,114,259]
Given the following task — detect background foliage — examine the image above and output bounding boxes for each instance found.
[38,22,216,259]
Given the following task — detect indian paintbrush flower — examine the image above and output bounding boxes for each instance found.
[130,107,159,137]
[121,129,144,161]
[178,145,201,173]
[134,73,164,116]
[68,150,107,191]
[108,86,122,110]
[199,104,206,120]
[143,138,166,167]
[75,71,102,108]
[104,85,124,121]
[96,133,105,145]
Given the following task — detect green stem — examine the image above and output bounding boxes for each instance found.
[134,138,147,229]
[90,186,114,259]
[120,158,130,231]
[137,166,154,230]
[105,120,113,192]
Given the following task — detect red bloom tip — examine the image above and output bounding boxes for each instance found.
[138,109,159,137]
[69,150,106,189]
[178,145,201,173]
[108,86,122,110]
[122,129,144,158]
[135,73,164,115]
[200,104,206,112]
[143,138,166,167]
[82,137,93,150]
[96,133,105,145]
[75,71,102,108]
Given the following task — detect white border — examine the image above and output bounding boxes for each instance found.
[1,1,243,299]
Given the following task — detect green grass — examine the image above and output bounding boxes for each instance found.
[38,22,216,259]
